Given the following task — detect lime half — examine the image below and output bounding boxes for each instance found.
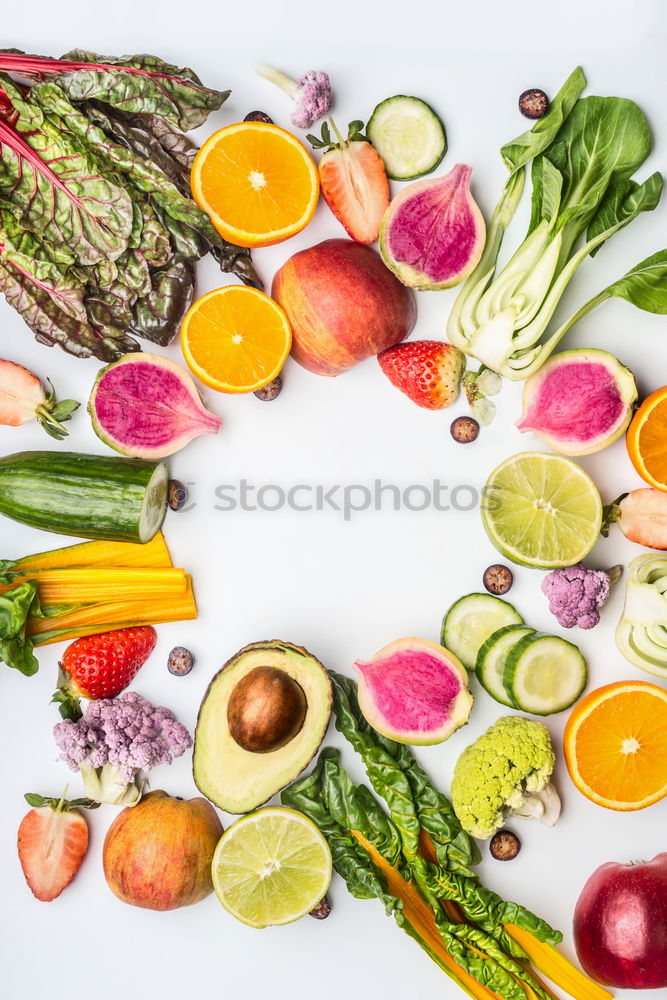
[211,807,332,928]
[482,451,602,568]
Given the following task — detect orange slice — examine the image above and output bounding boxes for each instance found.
[564,680,667,811]
[191,122,319,247]
[626,385,667,491]
[180,286,291,393]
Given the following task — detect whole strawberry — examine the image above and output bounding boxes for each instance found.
[52,626,157,720]
[378,340,465,409]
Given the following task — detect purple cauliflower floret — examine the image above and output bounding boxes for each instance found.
[541,563,618,629]
[256,63,332,129]
[53,691,192,805]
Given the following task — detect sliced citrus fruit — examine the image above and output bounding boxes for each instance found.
[180,285,291,393]
[564,680,667,810]
[191,122,319,247]
[481,451,602,568]
[626,385,667,491]
[211,806,332,928]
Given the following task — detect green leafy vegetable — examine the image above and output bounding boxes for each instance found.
[448,68,667,381]
[0,580,41,675]
[0,48,260,360]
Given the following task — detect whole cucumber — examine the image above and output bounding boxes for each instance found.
[0,451,168,543]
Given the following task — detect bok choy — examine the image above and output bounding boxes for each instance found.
[448,67,667,380]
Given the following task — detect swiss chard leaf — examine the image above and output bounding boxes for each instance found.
[125,112,199,171]
[82,101,192,196]
[0,258,139,359]
[0,580,40,675]
[131,256,194,345]
[54,49,229,130]
[0,76,133,265]
[32,82,222,246]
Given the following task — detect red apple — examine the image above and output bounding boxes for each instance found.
[573,853,667,988]
[103,790,223,910]
[272,238,417,376]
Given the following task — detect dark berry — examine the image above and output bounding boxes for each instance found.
[168,479,188,511]
[244,110,273,124]
[450,416,480,443]
[519,89,549,119]
[254,375,282,401]
[168,646,194,676]
[483,564,514,595]
[309,895,331,919]
[490,830,521,861]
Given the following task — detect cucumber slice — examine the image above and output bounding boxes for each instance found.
[367,96,446,180]
[441,593,523,671]
[503,633,587,716]
[616,620,667,677]
[475,625,536,707]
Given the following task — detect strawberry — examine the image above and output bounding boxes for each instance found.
[52,626,157,719]
[17,792,95,902]
[308,118,389,244]
[0,358,79,439]
[378,340,466,409]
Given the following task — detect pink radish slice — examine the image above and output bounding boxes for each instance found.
[89,353,221,459]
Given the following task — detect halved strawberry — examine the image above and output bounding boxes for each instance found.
[52,625,157,720]
[378,340,466,409]
[309,119,389,244]
[0,358,78,439]
[18,792,93,902]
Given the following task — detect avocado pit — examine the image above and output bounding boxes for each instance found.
[227,666,308,753]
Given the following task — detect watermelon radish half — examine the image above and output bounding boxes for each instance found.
[354,637,473,745]
[89,354,221,460]
[517,348,638,456]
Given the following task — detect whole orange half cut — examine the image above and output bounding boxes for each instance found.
[626,385,667,491]
[180,286,292,393]
[191,122,319,247]
[564,680,667,811]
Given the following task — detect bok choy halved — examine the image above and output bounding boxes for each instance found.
[448,67,667,380]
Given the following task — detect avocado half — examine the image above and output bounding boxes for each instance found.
[193,640,332,814]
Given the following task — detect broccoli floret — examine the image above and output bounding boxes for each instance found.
[541,563,622,629]
[256,63,332,129]
[53,691,192,806]
[451,716,561,840]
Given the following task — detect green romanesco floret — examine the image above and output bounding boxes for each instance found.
[451,716,561,840]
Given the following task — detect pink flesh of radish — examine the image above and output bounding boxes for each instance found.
[385,165,482,283]
[518,360,624,443]
[93,359,220,453]
[355,648,463,733]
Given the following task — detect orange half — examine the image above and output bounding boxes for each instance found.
[191,122,319,247]
[564,680,667,811]
[626,385,667,491]
[180,286,291,393]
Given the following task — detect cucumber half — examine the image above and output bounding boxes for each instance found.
[441,593,524,671]
[475,625,536,708]
[503,633,587,715]
[139,463,169,542]
[367,96,446,180]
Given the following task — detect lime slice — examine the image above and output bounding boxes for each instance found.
[211,807,332,928]
[482,451,602,568]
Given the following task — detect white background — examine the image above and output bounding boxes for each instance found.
[2,1,667,997]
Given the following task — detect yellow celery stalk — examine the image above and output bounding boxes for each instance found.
[505,926,613,1000]
[28,577,197,645]
[9,532,172,571]
[6,567,188,604]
